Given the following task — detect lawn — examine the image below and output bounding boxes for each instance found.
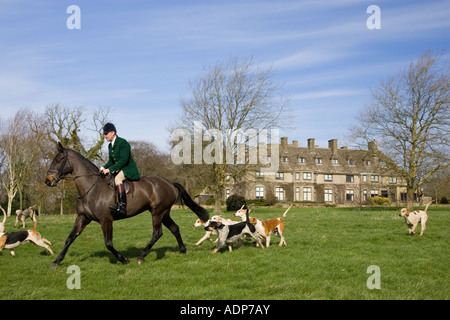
[0,206,448,300]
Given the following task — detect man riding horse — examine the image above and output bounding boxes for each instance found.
[100,123,140,216]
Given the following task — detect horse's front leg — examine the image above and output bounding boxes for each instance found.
[101,218,130,265]
[50,214,91,268]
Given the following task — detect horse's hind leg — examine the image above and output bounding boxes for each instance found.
[136,214,164,265]
[101,219,129,265]
[162,214,186,254]
[50,215,91,268]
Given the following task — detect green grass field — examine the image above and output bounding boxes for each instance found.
[0,206,448,300]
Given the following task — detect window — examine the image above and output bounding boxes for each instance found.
[256,171,264,179]
[381,190,388,198]
[371,190,379,197]
[324,174,333,181]
[331,159,339,166]
[295,172,300,180]
[303,187,312,201]
[370,175,379,182]
[348,159,355,166]
[315,158,323,165]
[324,189,333,202]
[295,187,300,201]
[346,175,354,183]
[275,172,284,180]
[275,187,284,200]
[226,189,230,199]
[389,177,397,184]
[362,175,367,182]
[363,189,368,201]
[281,156,288,163]
[365,160,371,166]
[303,172,312,180]
[298,157,305,164]
[346,189,354,201]
[255,186,264,199]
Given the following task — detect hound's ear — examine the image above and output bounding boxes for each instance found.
[57,142,65,153]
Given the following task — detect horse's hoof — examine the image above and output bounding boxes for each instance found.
[49,262,59,268]
[180,247,187,254]
[122,259,130,265]
[136,258,145,265]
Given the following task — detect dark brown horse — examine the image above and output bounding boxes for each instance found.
[45,142,209,267]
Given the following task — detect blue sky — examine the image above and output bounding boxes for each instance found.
[1,0,449,152]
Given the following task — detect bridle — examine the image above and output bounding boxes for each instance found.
[47,149,69,185]
[47,148,103,198]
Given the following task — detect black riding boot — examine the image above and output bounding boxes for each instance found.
[110,184,127,216]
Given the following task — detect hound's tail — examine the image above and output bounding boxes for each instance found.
[174,183,209,222]
[0,206,6,224]
[424,201,433,213]
[32,214,37,232]
[280,204,293,219]
[245,204,256,233]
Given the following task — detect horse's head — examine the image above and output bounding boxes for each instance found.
[45,142,73,187]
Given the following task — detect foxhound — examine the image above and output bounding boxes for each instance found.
[234,204,292,247]
[206,207,263,253]
[0,206,54,256]
[193,215,238,245]
[399,201,432,236]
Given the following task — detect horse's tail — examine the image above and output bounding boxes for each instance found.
[173,183,209,222]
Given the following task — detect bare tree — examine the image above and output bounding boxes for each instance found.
[351,51,449,209]
[42,104,112,214]
[44,104,112,163]
[0,109,44,216]
[172,56,289,213]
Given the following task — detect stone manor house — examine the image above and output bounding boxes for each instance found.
[224,137,410,206]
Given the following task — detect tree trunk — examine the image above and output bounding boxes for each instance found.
[406,188,415,211]
[214,188,223,214]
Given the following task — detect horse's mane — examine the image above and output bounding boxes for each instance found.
[68,148,100,173]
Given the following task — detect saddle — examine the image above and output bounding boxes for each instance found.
[107,174,135,196]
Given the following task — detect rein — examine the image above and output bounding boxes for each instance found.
[47,149,69,184]
[47,149,104,199]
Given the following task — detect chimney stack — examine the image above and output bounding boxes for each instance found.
[307,138,315,149]
[328,139,338,154]
[368,140,378,153]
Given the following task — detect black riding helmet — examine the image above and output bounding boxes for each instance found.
[103,122,117,135]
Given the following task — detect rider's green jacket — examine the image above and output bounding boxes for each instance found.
[104,136,140,181]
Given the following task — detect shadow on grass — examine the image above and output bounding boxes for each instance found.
[89,245,182,264]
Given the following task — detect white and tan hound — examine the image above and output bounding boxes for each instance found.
[0,206,54,256]
[399,201,432,236]
[235,204,292,247]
